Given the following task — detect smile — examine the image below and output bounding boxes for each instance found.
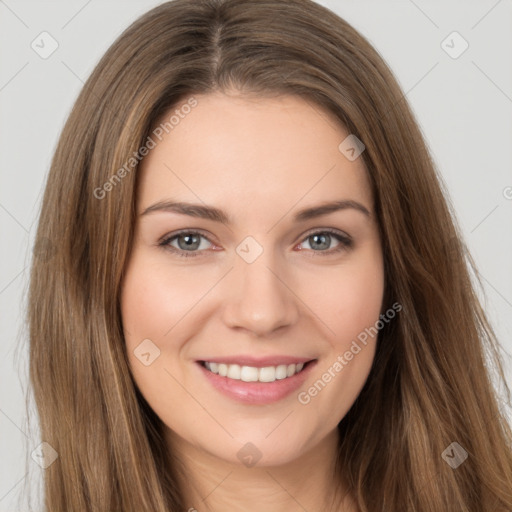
[197,357,317,404]
[202,361,306,383]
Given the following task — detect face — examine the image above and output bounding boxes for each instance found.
[120,92,384,468]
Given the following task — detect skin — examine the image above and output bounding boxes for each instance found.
[120,91,384,511]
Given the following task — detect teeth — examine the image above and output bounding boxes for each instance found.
[259,366,276,382]
[240,366,259,382]
[227,364,241,379]
[203,361,307,382]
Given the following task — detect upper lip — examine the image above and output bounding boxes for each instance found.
[198,355,315,367]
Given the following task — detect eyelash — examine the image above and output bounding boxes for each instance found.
[158,228,353,258]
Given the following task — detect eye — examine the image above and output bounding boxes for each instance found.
[158,228,353,258]
[296,229,353,255]
[158,230,214,257]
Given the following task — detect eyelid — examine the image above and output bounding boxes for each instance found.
[300,226,350,241]
[158,228,215,245]
[295,228,352,255]
[158,227,352,257]
[158,228,218,254]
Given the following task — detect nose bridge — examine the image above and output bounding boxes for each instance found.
[223,239,299,335]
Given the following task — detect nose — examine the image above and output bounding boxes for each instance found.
[221,249,300,337]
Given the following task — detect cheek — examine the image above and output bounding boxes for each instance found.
[120,250,222,404]
[302,248,384,409]
[120,251,211,348]
[340,265,384,339]
[120,253,198,414]
[315,248,385,349]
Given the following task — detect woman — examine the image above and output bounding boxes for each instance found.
[28,0,512,510]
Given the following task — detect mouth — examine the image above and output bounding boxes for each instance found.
[196,358,317,404]
[199,360,311,383]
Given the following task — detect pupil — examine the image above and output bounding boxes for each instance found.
[311,233,329,250]
[179,234,200,250]
[176,233,332,252]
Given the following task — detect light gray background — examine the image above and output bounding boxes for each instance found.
[1,1,511,510]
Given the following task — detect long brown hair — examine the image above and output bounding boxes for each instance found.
[28,0,512,510]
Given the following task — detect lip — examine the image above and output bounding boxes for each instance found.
[196,359,317,405]
[197,355,313,367]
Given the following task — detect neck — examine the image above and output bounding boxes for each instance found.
[166,428,357,512]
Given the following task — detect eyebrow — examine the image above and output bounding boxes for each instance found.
[140,199,371,223]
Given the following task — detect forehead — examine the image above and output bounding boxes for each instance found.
[137,92,372,222]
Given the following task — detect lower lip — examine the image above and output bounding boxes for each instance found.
[197,361,316,405]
